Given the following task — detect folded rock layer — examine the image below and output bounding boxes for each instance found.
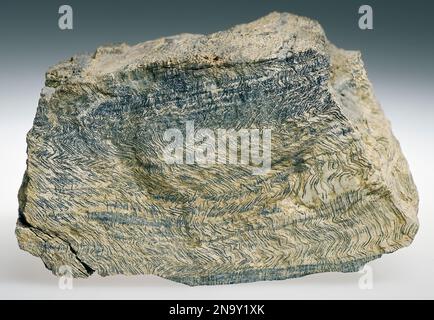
[16,12,419,285]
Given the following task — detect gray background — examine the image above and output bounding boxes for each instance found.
[0,0,433,299]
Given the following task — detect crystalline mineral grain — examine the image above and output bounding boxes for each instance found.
[16,12,419,285]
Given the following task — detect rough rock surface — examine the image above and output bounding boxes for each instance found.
[16,12,419,285]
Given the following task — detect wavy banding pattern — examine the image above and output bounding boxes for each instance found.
[16,12,418,285]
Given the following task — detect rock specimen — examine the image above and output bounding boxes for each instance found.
[16,12,419,285]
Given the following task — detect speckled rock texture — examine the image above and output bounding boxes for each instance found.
[16,12,419,285]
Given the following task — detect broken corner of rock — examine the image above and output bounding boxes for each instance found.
[16,12,419,286]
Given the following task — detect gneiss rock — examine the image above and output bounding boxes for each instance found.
[16,12,419,285]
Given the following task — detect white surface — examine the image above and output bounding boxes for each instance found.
[0,74,433,300]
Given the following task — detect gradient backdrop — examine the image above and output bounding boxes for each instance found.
[1,0,433,299]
